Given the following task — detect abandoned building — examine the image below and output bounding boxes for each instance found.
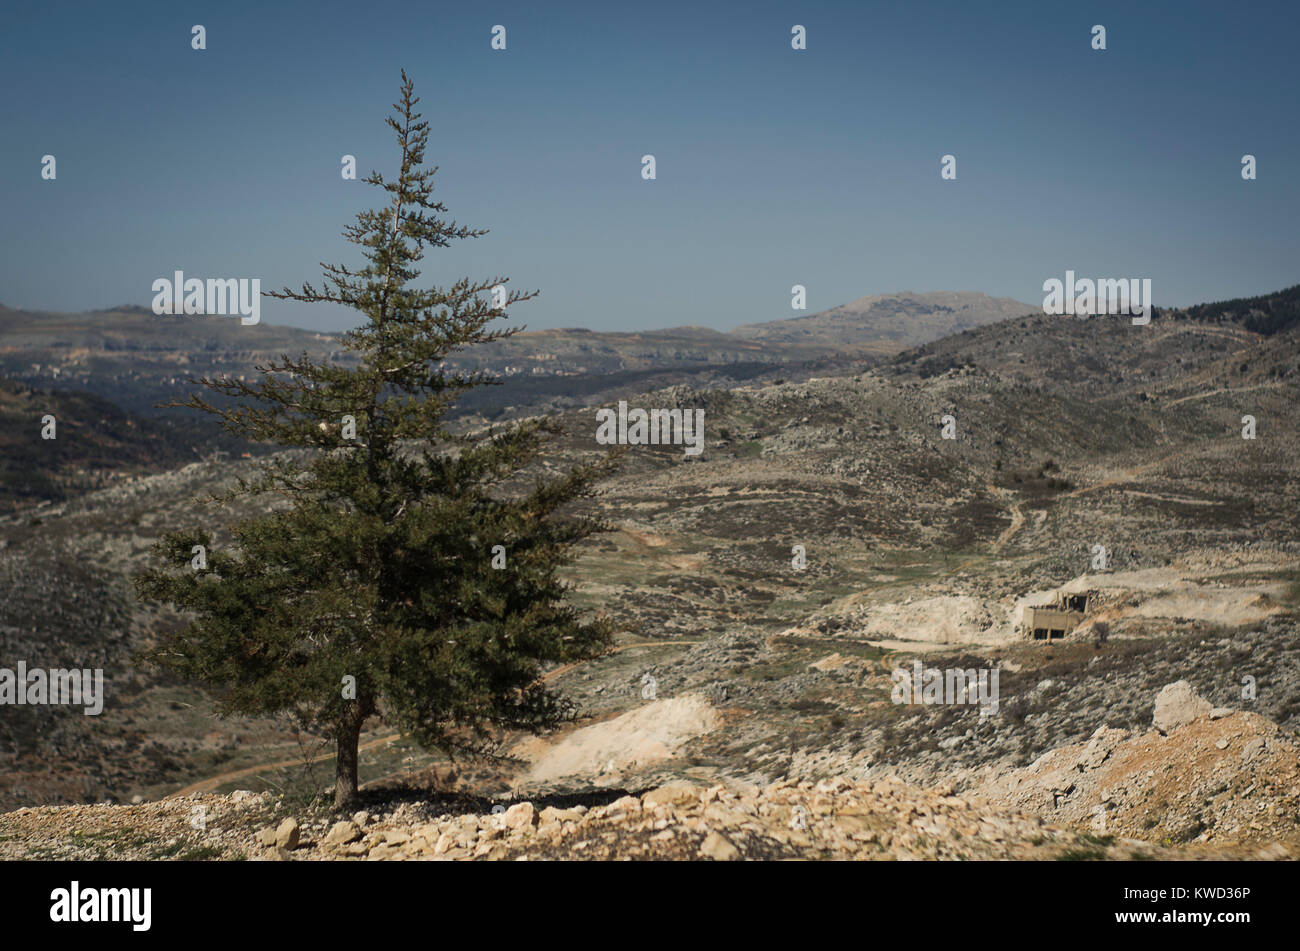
[1023,591,1094,641]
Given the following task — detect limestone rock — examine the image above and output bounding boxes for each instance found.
[1152,681,1212,734]
[642,783,701,808]
[1241,737,1266,764]
[504,802,536,831]
[324,820,362,847]
[1076,726,1128,770]
[604,795,642,818]
[275,817,299,850]
[699,831,740,861]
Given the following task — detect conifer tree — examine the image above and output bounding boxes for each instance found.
[135,72,617,809]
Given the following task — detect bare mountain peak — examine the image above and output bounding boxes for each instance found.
[730,290,1036,349]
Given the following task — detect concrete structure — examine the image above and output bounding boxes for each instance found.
[1022,591,1094,641]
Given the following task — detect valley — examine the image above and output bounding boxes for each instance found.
[1,286,1298,859]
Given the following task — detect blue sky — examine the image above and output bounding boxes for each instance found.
[1,0,1296,332]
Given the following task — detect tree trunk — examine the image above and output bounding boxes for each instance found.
[334,707,365,810]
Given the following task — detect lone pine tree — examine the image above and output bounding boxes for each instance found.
[135,72,618,809]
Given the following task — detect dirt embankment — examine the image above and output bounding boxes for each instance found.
[979,690,1300,846]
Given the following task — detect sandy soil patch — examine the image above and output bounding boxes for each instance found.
[1129,590,1281,624]
[858,595,1008,645]
[516,694,720,786]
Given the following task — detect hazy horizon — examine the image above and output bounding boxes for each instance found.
[1,286,1052,336]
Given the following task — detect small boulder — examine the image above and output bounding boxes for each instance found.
[538,806,583,825]
[503,802,537,831]
[1241,737,1267,765]
[1152,681,1212,734]
[275,817,300,850]
[1076,726,1128,770]
[699,831,741,861]
[324,820,362,847]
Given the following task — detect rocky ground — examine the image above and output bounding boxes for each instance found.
[1,775,1289,863]
[3,682,1295,861]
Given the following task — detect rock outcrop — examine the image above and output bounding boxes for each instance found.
[1152,680,1214,734]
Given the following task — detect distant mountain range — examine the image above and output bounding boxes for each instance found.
[1,285,1294,514]
[0,291,1036,418]
[0,290,1035,377]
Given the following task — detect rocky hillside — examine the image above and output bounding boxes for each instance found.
[0,377,253,513]
[1159,282,1300,337]
[1,286,1297,865]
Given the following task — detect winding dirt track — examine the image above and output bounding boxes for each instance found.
[167,640,703,798]
[987,486,1024,554]
[1164,380,1287,407]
